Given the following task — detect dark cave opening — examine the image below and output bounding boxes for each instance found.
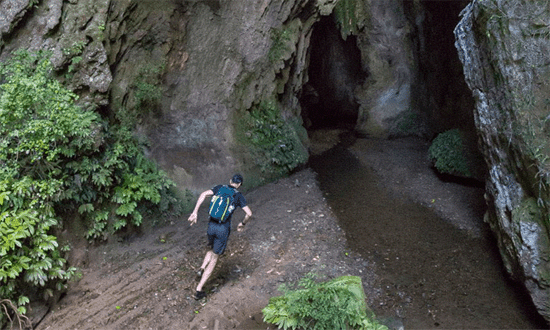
[404,0,476,136]
[300,15,366,130]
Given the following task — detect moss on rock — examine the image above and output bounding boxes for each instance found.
[333,0,369,40]
[233,97,308,185]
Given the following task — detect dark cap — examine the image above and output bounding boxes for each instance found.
[231,174,243,184]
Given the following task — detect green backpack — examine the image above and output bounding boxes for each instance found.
[209,185,237,223]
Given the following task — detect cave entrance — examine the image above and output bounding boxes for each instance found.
[300,15,366,130]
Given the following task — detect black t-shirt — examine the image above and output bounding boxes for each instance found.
[210,185,247,221]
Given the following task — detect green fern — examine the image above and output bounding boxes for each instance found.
[263,275,387,330]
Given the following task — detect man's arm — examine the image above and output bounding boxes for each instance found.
[187,189,214,226]
[237,206,252,232]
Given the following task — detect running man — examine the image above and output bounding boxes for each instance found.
[187,174,252,300]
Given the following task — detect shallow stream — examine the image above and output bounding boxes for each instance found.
[309,135,547,329]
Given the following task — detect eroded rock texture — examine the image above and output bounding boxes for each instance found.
[0,0,471,186]
[455,0,550,322]
[0,0,433,191]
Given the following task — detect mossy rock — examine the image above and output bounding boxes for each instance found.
[232,98,308,184]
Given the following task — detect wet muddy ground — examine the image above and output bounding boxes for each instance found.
[309,132,547,329]
[32,130,548,329]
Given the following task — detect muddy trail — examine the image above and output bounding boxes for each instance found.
[31,130,547,329]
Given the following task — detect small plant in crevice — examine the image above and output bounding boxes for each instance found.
[62,40,87,79]
[238,98,308,178]
[262,273,387,330]
[268,25,295,63]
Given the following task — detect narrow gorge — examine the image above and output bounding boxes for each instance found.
[1,0,549,327]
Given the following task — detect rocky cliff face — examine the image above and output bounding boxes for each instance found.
[0,0,436,191]
[455,0,550,322]
[0,0,318,190]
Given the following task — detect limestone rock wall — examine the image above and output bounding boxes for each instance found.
[0,0,443,189]
[0,0,335,191]
[3,0,550,322]
[0,0,428,191]
[104,0,330,190]
[354,0,416,137]
[0,0,112,106]
[455,0,550,322]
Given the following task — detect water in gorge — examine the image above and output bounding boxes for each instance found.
[308,133,548,329]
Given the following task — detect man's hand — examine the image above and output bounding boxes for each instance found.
[238,206,252,232]
[187,189,214,226]
[188,212,198,226]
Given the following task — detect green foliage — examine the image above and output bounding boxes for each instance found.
[269,25,295,63]
[0,50,177,321]
[63,41,86,57]
[239,99,308,177]
[428,129,472,177]
[333,0,368,40]
[0,49,86,320]
[263,274,387,330]
[69,125,175,240]
[62,41,86,79]
[129,62,165,122]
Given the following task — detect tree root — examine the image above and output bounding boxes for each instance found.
[0,299,32,330]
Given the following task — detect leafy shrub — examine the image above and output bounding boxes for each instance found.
[262,274,388,330]
[131,62,165,118]
[240,99,308,177]
[428,129,472,177]
[0,49,177,322]
[0,49,88,320]
[69,125,175,239]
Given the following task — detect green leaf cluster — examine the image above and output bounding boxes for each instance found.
[69,125,175,240]
[0,50,87,322]
[269,25,296,63]
[428,128,472,177]
[241,99,308,176]
[127,62,165,124]
[0,50,177,322]
[262,274,387,330]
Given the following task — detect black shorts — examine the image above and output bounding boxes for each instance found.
[207,219,231,255]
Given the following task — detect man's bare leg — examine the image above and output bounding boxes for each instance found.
[199,250,214,271]
[196,251,218,292]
